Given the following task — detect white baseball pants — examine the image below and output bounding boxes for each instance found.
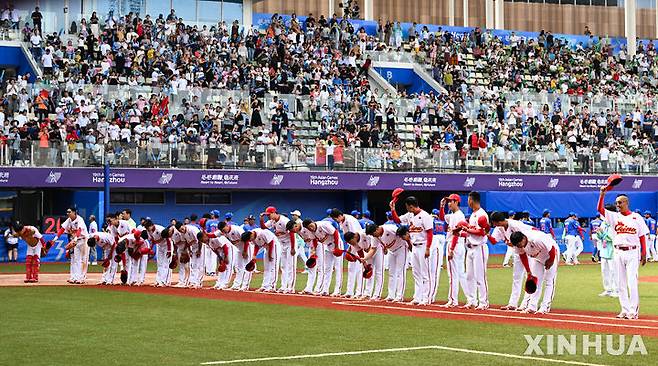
[410,244,430,304]
[386,246,408,301]
[428,235,445,303]
[362,248,385,299]
[615,248,641,317]
[446,240,467,305]
[465,244,489,307]
[231,243,254,290]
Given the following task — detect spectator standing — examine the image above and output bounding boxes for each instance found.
[31,7,42,35]
[88,215,98,265]
[4,226,18,262]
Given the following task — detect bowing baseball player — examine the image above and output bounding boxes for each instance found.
[175,223,203,289]
[489,211,536,311]
[218,222,250,291]
[11,222,46,283]
[598,187,649,319]
[241,228,280,292]
[198,231,236,290]
[261,206,296,294]
[88,231,118,285]
[330,209,363,299]
[49,207,89,284]
[368,224,410,302]
[143,220,172,287]
[344,230,384,300]
[302,218,343,296]
[509,229,560,314]
[287,220,323,295]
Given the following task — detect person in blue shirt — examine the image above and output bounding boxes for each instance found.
[242,215,258,231]
[351,210,361,220]
[322,209,340,231]
[224,212,236,227]
[205,210,221,232]
[359,210,375,229]
[520,211,534,227]
[590,214,603,263]
[539,209,555,239]
[429,208,447,303]
[384,211,397,226]
[508,210,516,220]
[562,212,584,265]
[644,211,657,262]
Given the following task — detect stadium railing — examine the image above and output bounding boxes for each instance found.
[1,140,655,175]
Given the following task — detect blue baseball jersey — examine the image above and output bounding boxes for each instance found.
[322,217,340,231]
[539,217,552,234]
[384,219,399,226]
[565,218,581,236]
[242,223,258,231]
[433,218,447,235]
[645,217,656,235]
[590,219,602,237]
[521,219,534,227]
[359,218,375,229]
[205,219,220,233]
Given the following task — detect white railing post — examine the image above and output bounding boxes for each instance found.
[30,143,34,166]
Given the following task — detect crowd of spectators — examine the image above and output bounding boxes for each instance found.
[0,7,656,173]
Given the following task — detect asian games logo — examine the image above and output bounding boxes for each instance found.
[158,172,173,185]
[45,171,62,184]
[548,178,560,188]
[463,177,475,188]
[270,174,284,186]
[632,179,643,189]
[366,175,380,187]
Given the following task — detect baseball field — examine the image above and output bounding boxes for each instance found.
[2,256,658,366]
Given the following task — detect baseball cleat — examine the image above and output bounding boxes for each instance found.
[500,305,516,311]
[383,297,395,302]
[522,309,536,314]
[502,264,510,268]
[625,313,639,320]
[440,302,457,308]
[408,300,421,305]
[461,303,476,309]
[536,308,549,315]
[616,312,627,319]
[475,304,489,311]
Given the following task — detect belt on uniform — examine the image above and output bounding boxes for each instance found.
[466,244,482,249]
[615,245,637,251]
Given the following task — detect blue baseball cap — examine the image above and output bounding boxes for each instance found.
[225,212,233,219]
[210,210,220,217]
[569,212,576,217]
[635,209,641,213]
[326,209,332,215]
[522,210,530,215]
[386,211,392,218]
[351,210,360,216]
[363,210,371,218]
[431,209,439,215]
[644,210,651,215]
[543,209,550,215]
[508,210,515,216]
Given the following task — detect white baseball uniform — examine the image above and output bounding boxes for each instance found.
[109,219,132,275]
[515,230,560,313]
[60,215,89,283]
[464,208,489,307]
[222,225,249,290]
[340,215,364,298]
[374,224,408,302]
[265,216,296,292]
[207,236,237,289]
[94,232,118,284]
[490,219,536,309]
[428,229,445,303]
[181,224,203,287]
[399,209,433,305]
[603,209,649,318]
[172,230,190,287]
[251,228,280,291]
[309,221,342,295]
[350,232,384,299]
[299,227,324,294]
[147,225,172,286]
[445,210,468,306]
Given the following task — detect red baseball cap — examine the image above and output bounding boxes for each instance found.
[447,194,461,203]
[265,206,277,214]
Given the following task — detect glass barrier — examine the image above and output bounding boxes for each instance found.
[3,140,654,175]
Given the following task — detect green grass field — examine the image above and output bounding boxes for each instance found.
[2,255,658,365]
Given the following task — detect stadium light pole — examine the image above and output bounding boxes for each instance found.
[448,0,455,26]
[485,0,494,29]
[625,0,637,56]
[463,0,469,27]
[494,0,504,30]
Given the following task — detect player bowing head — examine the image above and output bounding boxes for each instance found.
[302,219,318,232]
[286,220,301,233]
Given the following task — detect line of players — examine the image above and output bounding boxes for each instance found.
[11,189,648,319]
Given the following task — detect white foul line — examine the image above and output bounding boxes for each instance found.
[333,302,658,331]
[479,306,658,324]
[200,345,608,366]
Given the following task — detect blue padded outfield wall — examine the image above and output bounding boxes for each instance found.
[253,13,644,54]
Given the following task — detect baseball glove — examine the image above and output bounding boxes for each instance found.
[217,261,227,273]
[116,241,126,254]
[114,254,122,263]
[179,252,190,264]
[305,255,317,268]
[101,258,111,268]
[245,259,256,272]
[362,263,373,279]
[344,252,358,262]
[525,275,538,294]
[120,270,128,285]
[169,255,178,270]
[332,248,343,257]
